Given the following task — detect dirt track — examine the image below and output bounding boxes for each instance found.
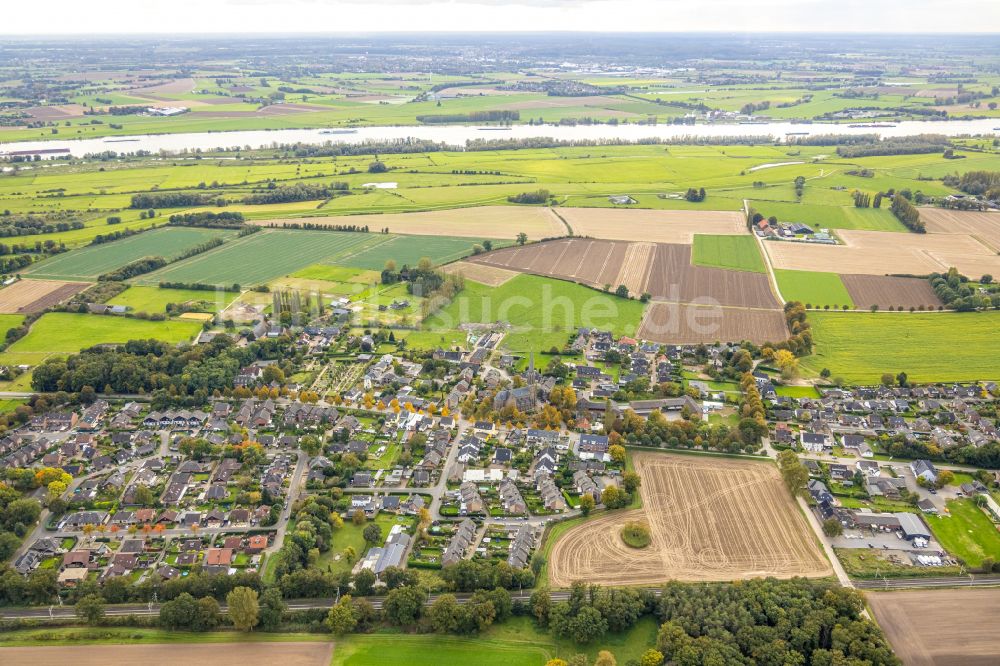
[867,588,1000,665]
[0,642,334,666]
[547,452,831,587]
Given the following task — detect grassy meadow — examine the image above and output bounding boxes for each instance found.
[425,274,646,353]
[691,234,766,272]
[801,311,1000,383]
[108,286,239,314]
[929,499,1000,569]
[774,269,854,309]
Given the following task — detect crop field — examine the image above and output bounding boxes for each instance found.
[644,243,779,308]
[108,286,238,314]
[255,206,563,240]
[424,273,646,353]
[470,239,778,308]
[555,207,745,243]
[291,265,381,283]
[638,303,789,345]
[920,208,1000,251]
[327,235,487,270]
[774,270,854,309]
[691,234,766,272]
[764,229,1000,279]
[0,279,88,313]
[0,643,334,666]
[547,452,830,587]
[469,239,651,296]
[868,588,1000,666]
[0,313,202,369]
[801,311,1000,382]
[841,274,942,311]
[439,261,519,287]
[24,227,232,281]
[134,230,379,287]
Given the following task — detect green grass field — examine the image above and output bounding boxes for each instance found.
[318,514,408,574]
[929,499,1000,568]
[108,286,238,314]
[425,274,646,353]
[774,269,854,309]
[292,264,381,283]
[691,234,766,273]
[331,235,491,271]
[801,312,1000,383]
[751,199,907,232]
[134,229,379,287]
[0,314,26,334]
[0,313,202,369]
[24,227,232,281]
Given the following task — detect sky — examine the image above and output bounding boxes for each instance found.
[4,0,1000,34]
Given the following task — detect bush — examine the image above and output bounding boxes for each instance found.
[620,521,651,548]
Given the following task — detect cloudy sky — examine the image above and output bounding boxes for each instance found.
[4,0,999,34]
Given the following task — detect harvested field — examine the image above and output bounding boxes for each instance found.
[556,208,745,243]
[547,452,830,587]
[440,261,519,287]
[129,77,196,100]
[470,239,642,293]
[765,229,1000,280]
[638,303,788,344]
[841,274,942,311]
[920,208,1000,251]
[644,243,778,308]
[470,239,778,308]
[0,279,88,314]
[22,104,87,120]
[867,588,1000,665]
[255,206,564,240]
[0,642,334,666]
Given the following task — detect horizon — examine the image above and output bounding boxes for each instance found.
[5,0,1000,35]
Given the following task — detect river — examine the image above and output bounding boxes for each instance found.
[1,118,999,157]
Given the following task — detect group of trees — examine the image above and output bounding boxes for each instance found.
[852,190,883,208]
[954,170,1000,199]
[767,301,812,357]
[533,583,652,645]
[0,481,41,560]
[168,211,246,228]
[890,193,925,233]
[130,192,211,209]
[683,187,706,202]
[605,404,760,453]
[930,267,998,311]
[242,181,349,205]
[98,256,167,281]
[508,189,551,204]
[835,134,950,159]
[415,110,520,123]
[30,335,285,403]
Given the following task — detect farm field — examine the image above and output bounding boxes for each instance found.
[471,239,778,308]
[927,499,1000,569]
[644,243,778,308]
[0,643,334,666]
[764,229,1000,279]
[327,235,487,270]
[424,274,646,353]
[24,227,232,281]
[691,234,766,272]
[638,303,789,345]
[841,274,942,311]
[751,199,906,232]
[800,312,1000,383]
[0,315,25,335]
[134,230,379,287]
[867,588,1000,666]
[108,286,239,314]
[547,452,831,587]
[439,261,519,287]
[255,205,563,240]
[291,265,381,283]
[0,313,202,369]
[920,208,1000,251]
[554,207,745,243]
[0,279,89,313]
[774,270,854,309]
